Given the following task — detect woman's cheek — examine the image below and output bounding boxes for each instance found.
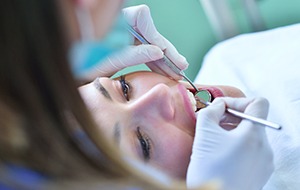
[156,132,193,178]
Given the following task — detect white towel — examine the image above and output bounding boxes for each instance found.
[194,23,300,189]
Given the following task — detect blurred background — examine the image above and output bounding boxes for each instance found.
[121,0,300,80]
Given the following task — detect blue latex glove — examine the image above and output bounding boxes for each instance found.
[187,97,274,190]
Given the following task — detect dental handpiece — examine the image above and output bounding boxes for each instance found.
[126,25,281,130]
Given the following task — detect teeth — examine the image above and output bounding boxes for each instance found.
[186,90,197,111]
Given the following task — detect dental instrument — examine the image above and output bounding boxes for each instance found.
[126,25,281,130]
[125,25,211,100]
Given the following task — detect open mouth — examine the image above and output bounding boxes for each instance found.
[185,88,204,112]
[187,87,224,112]
[188,87,224,101]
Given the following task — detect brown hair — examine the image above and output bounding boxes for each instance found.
[0,0,115,176]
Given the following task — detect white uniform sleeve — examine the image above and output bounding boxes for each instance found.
[194,23,300,190]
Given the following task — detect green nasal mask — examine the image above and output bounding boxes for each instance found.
[69,8,133,79]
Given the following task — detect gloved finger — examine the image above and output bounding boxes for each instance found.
[123,5,189,72]
[115,45,164,66]
[199,98,226,121]
[162,38,189,71]
[118,45,182,79]
[123,5,166,49]
[209,97,269,133]
[244,97,269,119]
[217,97,256,112]
[219,112,242,130]
[95,45,164,77]
[145,61,174,79]
[146,60,183,80]
[220,97,269,123]
[196,99,226,130]
[229,98,269,137]
[214,97,253,129]
[202,98,242,131]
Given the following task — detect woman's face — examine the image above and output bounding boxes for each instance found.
[78,71,244,179]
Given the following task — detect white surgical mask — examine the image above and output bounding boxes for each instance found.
[69,7,133,78]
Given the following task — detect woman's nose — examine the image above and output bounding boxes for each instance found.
[129,84,174,121]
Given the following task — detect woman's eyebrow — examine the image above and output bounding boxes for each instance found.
[93,78,112,101]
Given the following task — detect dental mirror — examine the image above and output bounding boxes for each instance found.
[195,90,211,110]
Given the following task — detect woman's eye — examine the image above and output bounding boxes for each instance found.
[136,127,151,161]
[119,75,130,101]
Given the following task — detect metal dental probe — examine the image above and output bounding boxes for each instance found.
[126,25,282,130]
[125,25,203,95]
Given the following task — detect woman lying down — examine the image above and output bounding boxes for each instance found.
[78,70,273,189]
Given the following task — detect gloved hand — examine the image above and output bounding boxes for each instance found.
[186,97,274,190]
[94,5,189,79]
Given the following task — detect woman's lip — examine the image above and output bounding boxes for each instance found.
[187,87,224,100]
[188,87,224,100]
[203,87,224,100]
[177,84,196,122]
